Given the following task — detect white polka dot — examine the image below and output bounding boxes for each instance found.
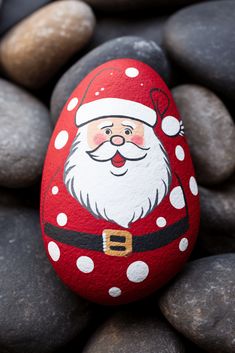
[48,241,60,261]
[51,186,59,195]
[175,145,185,161]
[54,130,69,150]
[108,287,122,297]
[126,261,149,283]
[100,87,105,91]
[170,186,185,209]
[110,72,113,75]
[125,67,139,78]
[76,256,94,273]
[140,83,144,86]
[67,97,78,111]
[56,213,67,226]
[179,238,188,252]
[95,91,100,96]
[156,217,167,228]
[162,116,180,136]
[189,176,198,196]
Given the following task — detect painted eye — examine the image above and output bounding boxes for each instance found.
[105,128,112,135]
[124,128,132,135]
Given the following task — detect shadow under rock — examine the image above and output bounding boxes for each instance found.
[0,182,41,209]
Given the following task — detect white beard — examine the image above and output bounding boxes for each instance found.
[64,124,171,228]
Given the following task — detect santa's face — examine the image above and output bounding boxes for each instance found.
[64,117,171,228]
[87,118,146,176]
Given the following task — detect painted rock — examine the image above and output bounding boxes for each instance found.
[40,58,200,305]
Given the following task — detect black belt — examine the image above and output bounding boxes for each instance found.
[44,216,189,257]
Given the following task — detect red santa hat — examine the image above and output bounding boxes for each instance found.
[75,62,157,128]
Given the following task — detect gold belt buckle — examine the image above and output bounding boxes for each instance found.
[102,229,132,257]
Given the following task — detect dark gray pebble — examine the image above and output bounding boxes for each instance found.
[82,0,209,12]
[199,176,235,254]
[0,79,52,188]
[90,15,168,48]
[0,205,93,353]
[164,1,235,100]
[82,308,185,353]
[172,84,235,185]
[159,254,235,353]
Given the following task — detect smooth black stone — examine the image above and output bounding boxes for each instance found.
[82,0,212,12]
[0,0,52,35]
[0,205,93,353]
[50,36,171,124]
[163,1,235,100]
[159,254,235,353]
[82,307,185,353]
[90,15,169,48]
[198,176,235,254]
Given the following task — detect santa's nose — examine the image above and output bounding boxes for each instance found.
[110,135,125,146]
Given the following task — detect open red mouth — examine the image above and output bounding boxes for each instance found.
[111,152,126,168]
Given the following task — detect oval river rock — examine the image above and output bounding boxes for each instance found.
[0,1,95,89]
[83,309,185,353]
[159,254,235,353]
[199,176,235,254]
[172,84,235,185]
[41,57,199,305]
[163,0,235,100]
[0,78,51,188]
[0,204,92,353]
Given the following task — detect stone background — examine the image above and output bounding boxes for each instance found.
[0,1,234,353]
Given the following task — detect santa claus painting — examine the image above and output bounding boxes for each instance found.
[41,59,200,304]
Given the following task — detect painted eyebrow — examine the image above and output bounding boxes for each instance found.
[98,121,113,129]
[122,120,136,129]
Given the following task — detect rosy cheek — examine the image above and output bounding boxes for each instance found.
[131,135,144,146]
[93,133,107,146]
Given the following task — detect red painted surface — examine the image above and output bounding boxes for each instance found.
[40,59,200,305]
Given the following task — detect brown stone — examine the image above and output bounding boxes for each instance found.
[0,1,95,89]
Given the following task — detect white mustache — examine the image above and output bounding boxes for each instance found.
[87,141,150,162]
